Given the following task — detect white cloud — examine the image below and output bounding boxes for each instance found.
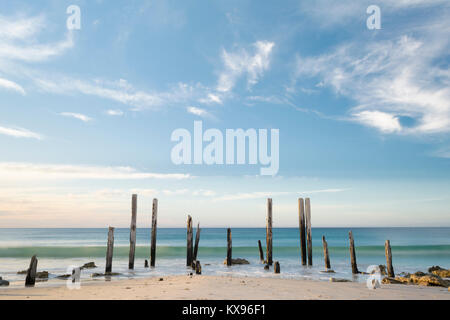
[0,31,74,63]
[198,93,223,105]
[60,112,92,122]
[352,111,402,133]
[106,109,124,116]
[0,15,45,40]
[0,77,25,95]
[295,30,450,135]
[0,125,43,140]
[217,41,275,93]
[0,163,191,180]
[187,106,211,118]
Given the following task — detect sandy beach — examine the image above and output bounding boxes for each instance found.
[0,275,448,300]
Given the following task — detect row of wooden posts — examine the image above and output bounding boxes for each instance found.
[22,195,395,286]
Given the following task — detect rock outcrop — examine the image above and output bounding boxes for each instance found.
[428,266,450,278]
[222,258,250,265]
[382,271,450,288]
[91,272,121,277]
[0,277,9,287]
[81,262,97,269]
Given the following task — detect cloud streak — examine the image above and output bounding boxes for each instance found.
[0,126,43,140]
[60,112,92,122]
[0,77,25,95]
[0,163,191,180]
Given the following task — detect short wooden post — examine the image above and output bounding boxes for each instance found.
[150,198,158,267]
[258,240,265,263]
[266,198,273,266]
[349,230,359,274]
[186,215,193,267]
[322,236,331,271]
[298,198,307,266]
[227,228,232,267]
[195,261,202,275]
[274,261,280,274]
[105,227,115,273]
[193,223,201,262]
[128,194,137,269]
[305,198,312,266]
[144,259,149,268]
[25,255,38,287]
[385,240,395,277]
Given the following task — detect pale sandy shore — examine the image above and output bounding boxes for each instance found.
[0,275,448,300]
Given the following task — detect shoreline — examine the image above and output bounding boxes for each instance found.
[0,275,448,300]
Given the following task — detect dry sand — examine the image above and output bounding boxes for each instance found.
[0,275,448,300]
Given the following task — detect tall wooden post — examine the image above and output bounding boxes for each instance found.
[193,223,201,262]
[227,228,232,266]
[385,240,395,277]
[258,240,265,263]
[322,236,331,271]
[298,198,307,266]
[305,198,312,266]
[105,227,115,273]
[266,198,273,266]
[349,230,359,274]
[128,194,137,269]
[150,198,158,267]
[25,255,38,287]
[186,215,193,267]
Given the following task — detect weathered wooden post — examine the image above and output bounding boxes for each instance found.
[298,198,307,266]
[195,261,202,275]
[193,223,201,262]
[322,236,331,271]
[186,215,193,267]
[144,259,149,268]
[105,227,115,273]
[274,261,280,274]
[128,194,137,269]
[349,230,359,274]
[25,255,38,287]
[266,198,273,266]
[227,228,232,267]
[258,240,265,263]
[150,198,158,267]
[385,240,395,277]
[305,198,312,266]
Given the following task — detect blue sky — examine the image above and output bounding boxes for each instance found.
[0,0,449,227]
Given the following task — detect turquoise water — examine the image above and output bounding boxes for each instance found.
[0,228,449,287]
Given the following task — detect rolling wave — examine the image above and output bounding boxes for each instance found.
[0,245,448,258]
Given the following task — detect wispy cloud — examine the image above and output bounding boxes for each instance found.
[294,30,450,135]
[0,77,25,95]
[217,41,275,93]
[214,188,348,201]
[187,106,212,118]
[60,112,92,122]
[106,109,124,116]
[0,163,191,180]
[0,125,43,140]
[0,15,45,40]
[0,15,73,63]
[35,77,213,111]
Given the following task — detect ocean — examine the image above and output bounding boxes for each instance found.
[0,228,449,288]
